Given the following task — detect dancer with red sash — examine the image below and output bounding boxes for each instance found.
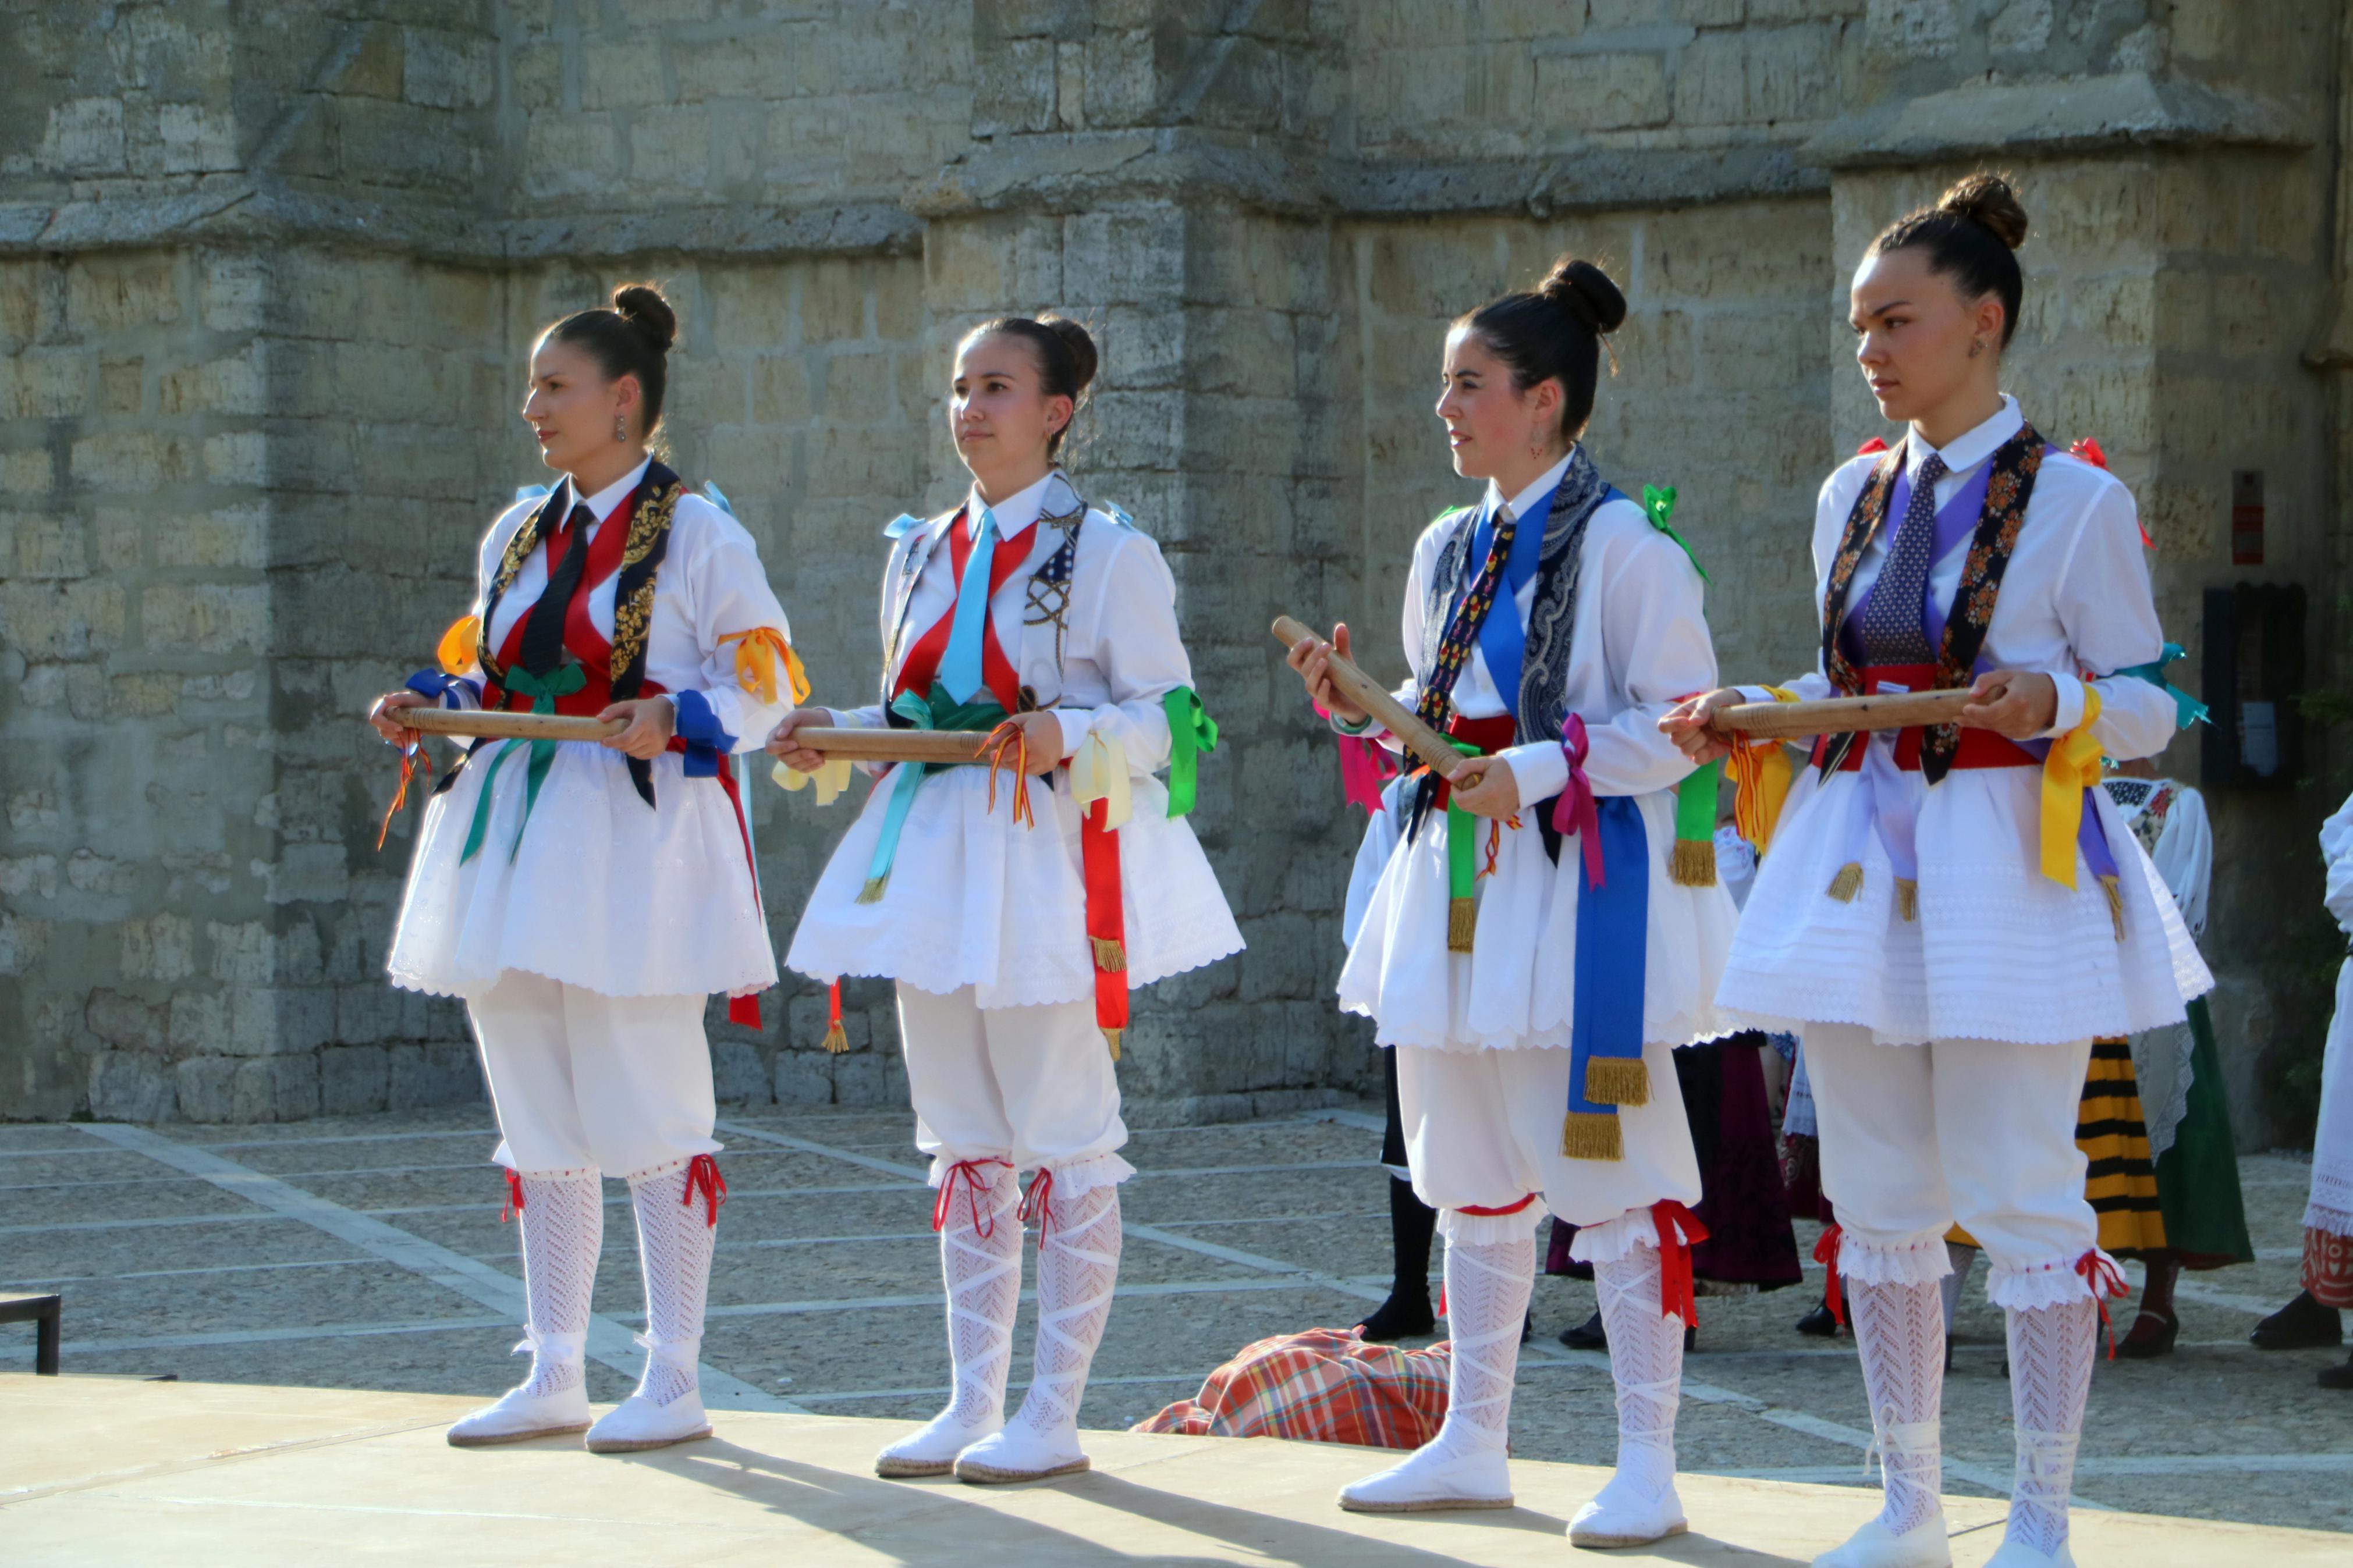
[1666,176,2210,1568]
[370,283,802,1455]
[771,315,1241,1485]
[1289,257,1735,1547]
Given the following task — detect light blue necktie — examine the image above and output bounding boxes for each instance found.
[939,506,998,704]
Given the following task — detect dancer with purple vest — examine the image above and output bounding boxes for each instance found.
[1665,175,2209,1568]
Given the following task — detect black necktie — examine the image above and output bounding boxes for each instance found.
[518,503,595,676]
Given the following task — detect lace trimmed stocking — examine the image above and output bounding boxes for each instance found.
[516,1172,601,1396]
[938,1160,1023,1432]
[1848,1277,1946,1537]
[628,1165,717,1407]
[1591,1239,1681,1495]
[1010,1178,1123,1439]
[1431,1230,1535,1458]
[2004,1296,2096,1556]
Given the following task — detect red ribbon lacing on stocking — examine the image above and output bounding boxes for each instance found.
[1653,1200,1710,1327]
[683,1153,727,1228]
[1018,1167,1056,1242]
[1813,1224,1846,1327]
[2077,1249,2129,1361]
[1438,1194,1539,1315]
[499,1168,526,1224]
[931,1157,1011,1239]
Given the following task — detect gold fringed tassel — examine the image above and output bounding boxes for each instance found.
[856,876,888,905]
[1091,936,1127,973]
[1826,862,1864,903]
[821,1021,849,1054]
[2100,873,2123,941]
[1447,897,1477,952]
[1560,1111,1624,1161]
[1894,877,1919,923]
[1584,1055,1650,1108]
[1102,1027,1122,1061]
[1670,837,1716,888]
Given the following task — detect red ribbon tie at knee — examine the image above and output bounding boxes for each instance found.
[1019,1168,1057,1241]
[500,1168,526,1225]
[2076,1250,2128,1360]
[684,1154,727,1228]
[1813,1224,1845,1326]
[1653,1201,1709,1327]
[932,1158,1010,1239]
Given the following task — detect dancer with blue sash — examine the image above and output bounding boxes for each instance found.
[1288,256,1736,1546]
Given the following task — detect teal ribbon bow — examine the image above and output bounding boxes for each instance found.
[857,684,1012,902]
[1641,483,1707,582]
[460,662,587,863]
[2118,643,2208,729]
[1162,687,1218,818]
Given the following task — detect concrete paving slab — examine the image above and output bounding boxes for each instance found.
[2,1375,2341,1567]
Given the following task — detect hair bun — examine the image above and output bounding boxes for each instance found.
[610,282,677,352]
[1538,257,1628,335]
[1039,315,1099,396]
[1937,173,2028,251]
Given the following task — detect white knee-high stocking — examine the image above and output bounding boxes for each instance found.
[2004,1296,2096,1557]
[1849,1277,1947,1538]
[1591,1241,1682,1496]
[1431,1231,1535,1458]
[516,1172,601,1395]
[628,1165,717,1407]
[1011,1179,1123,1442]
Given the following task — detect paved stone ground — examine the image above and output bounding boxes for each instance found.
[3,1105,2347,1536]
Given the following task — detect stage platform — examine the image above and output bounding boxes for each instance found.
[1,1375,2339,1566]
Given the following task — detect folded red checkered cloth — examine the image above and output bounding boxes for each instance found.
[1130,1327,1450,1449]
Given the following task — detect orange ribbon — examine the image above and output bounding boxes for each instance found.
[436,614,481,677]
[979,720,1037,829]
[717,626,808,707]
[375,744,434,852]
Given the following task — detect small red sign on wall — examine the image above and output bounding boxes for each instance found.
[2231,470,2264,566]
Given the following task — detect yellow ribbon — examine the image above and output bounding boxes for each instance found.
[1727,686,1796,854]
[436,614,480,676]
[719,627,809,707]
[773,755,853,808]
[1067,731,1131,831]
[2040,686,2104,888]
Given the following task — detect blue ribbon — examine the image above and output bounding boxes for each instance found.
[1466,489,1548,705]
[672,688,736,780]
[404,670,471,707]
[1568,795,1648,1132]
[2117,643,2209,729]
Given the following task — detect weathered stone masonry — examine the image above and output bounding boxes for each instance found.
[5,2,2349,1147]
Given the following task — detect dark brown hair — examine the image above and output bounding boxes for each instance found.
[961,314,1099,459]
[1456,255,1628,442]
[544,282,677,438]
[1868,173,2029,347]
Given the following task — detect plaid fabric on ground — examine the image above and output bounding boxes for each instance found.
[1130,1328,1451,1449]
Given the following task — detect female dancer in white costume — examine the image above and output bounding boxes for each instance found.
[1666,176,2209,1568]
[370,283,800,1453]
[1291,257,1735,1547]
[771,315,1241,1484]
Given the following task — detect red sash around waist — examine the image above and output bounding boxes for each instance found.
[1811,663,2038,773]
[1426,713,1518,809]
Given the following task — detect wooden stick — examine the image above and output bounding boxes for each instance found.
[400,708,624,742]
[794,727,995,765]
[1270,615,1470,779]
[1715,688,1977,738]
[399,708,1006,766]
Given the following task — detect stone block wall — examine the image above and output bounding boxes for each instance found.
[7,0,2351,1146]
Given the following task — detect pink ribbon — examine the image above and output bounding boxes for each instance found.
[1550,713,1603,888]
[1316,701,1401,816]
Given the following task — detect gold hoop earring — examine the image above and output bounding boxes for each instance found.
[613,414,627,442]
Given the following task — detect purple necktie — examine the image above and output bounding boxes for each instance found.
[1855,452,1947,666]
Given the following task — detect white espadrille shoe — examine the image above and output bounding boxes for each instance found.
[1568,1471,1687,1548]
[1336,1442,1513,1513]
[1812,1513,1953,1568]
[446,1380,592,1448]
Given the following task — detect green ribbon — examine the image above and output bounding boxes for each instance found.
[1445,739,1482,907]
[1674,758,1720,846]
[858,683,1010,899]
[460,662,587,864]
[2117,642,2209,729]
[1162,686,1218,818]
[1641,483,1708,582]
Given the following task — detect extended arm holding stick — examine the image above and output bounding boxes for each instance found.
[1711,687,1976,738]
[401,705,994,764]
[1270,615,1470,780]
